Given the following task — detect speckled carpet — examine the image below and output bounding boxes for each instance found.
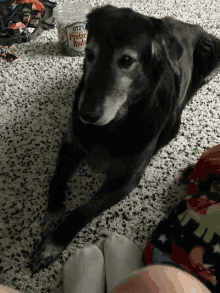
[1,0,220,292]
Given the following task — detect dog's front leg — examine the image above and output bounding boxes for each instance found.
[30,155,150,273]
[44,139,85,234]
[31,139,85,272]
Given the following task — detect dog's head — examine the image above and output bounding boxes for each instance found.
[77,5,183,126]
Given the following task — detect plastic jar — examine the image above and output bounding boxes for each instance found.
[54,2,93,56]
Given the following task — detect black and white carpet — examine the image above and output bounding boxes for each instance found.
[1,0,220,292]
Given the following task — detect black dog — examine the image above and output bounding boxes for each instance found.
[31,5,220,272]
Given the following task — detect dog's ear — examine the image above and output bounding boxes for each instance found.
[161,34,183,75]
[152,18,183,76]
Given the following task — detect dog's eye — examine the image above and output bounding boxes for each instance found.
[119,55,135,68]
[85,49,94,62]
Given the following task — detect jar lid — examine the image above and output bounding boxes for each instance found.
[54,2,93,15]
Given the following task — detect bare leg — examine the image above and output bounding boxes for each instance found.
[114,265,211,293]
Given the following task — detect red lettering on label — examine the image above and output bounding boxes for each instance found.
[68,31,88,46]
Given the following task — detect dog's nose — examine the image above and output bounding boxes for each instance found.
[80,113,100,123]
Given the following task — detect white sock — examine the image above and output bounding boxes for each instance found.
[104,232,143,293]
[63,244,105,293]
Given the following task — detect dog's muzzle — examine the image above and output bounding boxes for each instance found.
[79,111,101,124]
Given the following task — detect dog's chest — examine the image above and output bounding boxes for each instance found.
[78,141,115,173]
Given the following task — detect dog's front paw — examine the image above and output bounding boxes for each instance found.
[42,208,65,238]
[30,232,65,273]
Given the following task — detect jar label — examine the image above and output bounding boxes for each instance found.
[66,22,88,52]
